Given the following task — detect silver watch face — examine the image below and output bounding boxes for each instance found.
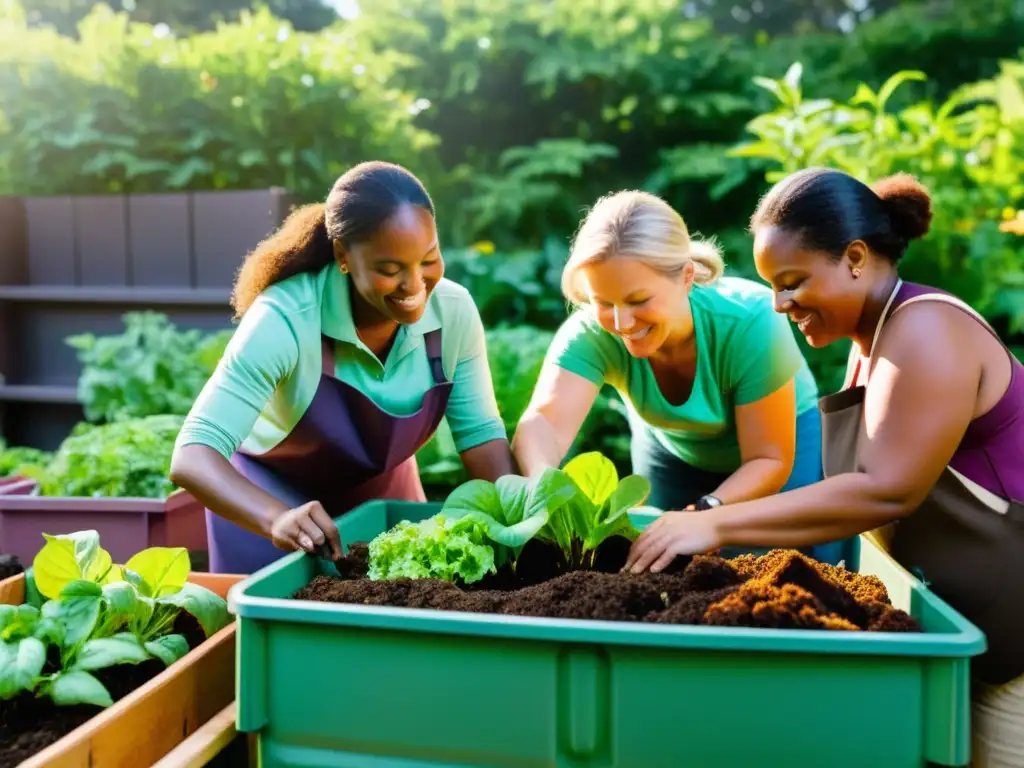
[703,495,722,508]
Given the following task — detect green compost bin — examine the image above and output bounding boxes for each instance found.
[228,500,986,768]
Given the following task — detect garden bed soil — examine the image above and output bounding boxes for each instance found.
[293,538,922,633]
[0,614,206,768]
[0,554,23,581]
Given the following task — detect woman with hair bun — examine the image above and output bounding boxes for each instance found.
[513,190,851,565]
[625,169,1024,758]
[170,161,514,574]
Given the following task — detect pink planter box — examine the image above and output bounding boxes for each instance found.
[0,475,39,495]
[0,488,207,564]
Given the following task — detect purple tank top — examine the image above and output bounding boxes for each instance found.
[891,282,1024,501]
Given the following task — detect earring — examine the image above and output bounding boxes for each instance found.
[340,263,349,274]
[851,267,862,279]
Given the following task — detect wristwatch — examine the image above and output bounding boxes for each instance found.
[695,495,722,510]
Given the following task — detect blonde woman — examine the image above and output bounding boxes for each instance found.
[512,190,852,564]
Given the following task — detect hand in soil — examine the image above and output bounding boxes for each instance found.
[271,500,343,559]
[624,510,721,573]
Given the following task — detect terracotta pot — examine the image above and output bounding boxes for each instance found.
[0,488,207,564]
[0,570,244,768]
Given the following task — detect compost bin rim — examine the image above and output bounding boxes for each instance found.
[227,585,986,658]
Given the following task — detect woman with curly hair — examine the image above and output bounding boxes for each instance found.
[171,161,514,574]
[624,168,1024,764]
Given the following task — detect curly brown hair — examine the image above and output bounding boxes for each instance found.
[230,161,435,319]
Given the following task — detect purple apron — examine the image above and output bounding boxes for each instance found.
[206,328,453,574]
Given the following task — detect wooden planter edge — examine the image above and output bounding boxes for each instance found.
[0,571,244,768]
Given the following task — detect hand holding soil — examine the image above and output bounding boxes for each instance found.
[271,500,343,559]
[625,510,721,573]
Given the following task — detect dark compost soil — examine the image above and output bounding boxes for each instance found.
[0,554,24,582]
[0,614,205,768]
[293,539,921,633]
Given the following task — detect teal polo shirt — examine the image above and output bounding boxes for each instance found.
[544,276,820,472]
[175,263,507,459]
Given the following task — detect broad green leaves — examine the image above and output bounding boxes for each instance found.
[537,452,650,569]
[74,633,150,671]
[124,547,189,598]
[442,468,578,558]
[33,531,116,599]
[0,530,233,708]
[0,637,46,698]
[48,670,114,708]
[385,452,651,580]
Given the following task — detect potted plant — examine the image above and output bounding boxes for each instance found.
[0,415,207,565]
[228,452,986,768]
[0,529,243,767]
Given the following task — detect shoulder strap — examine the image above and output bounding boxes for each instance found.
[424,329,447,384]
[321,335,335,376]
[887,293,1006,347]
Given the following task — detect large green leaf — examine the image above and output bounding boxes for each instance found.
[48,670,114,708]
[73,632,150,671]
[124,547,189,598]
[0,637,46,699]
[156,583,229,638]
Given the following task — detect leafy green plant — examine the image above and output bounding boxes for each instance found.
[441,468,579,567]
[18,415,183,498]
[0,442,51,479]
[439,453,650,572]
[367,515,495,584]
[1,530,229,708]
[67,312,232,424]
[730,59,1024,388]
[535,452,650,569]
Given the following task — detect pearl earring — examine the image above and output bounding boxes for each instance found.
[851,267,862,278]
[340,264,349,274]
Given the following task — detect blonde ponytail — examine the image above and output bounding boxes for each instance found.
[688,238,725,286]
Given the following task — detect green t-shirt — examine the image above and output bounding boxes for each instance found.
[175,263,507,460]
[545,276,819,472]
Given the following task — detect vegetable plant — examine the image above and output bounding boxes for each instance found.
[442,453,651,570]
[440,468,579,568]
[368,515,495,584]
[535,452,650,569]
[0,530,229,708]
[16,415,183,499]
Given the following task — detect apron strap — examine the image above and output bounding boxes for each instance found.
[888,293,1013,357]
[321,335,335,376]
[424,329,447,385]
[321,331,447,384]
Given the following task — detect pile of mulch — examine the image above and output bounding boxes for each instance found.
[292,539,921,633]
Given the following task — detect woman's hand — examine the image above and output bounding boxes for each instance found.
[624,510,723,573]
[270,501,343,559]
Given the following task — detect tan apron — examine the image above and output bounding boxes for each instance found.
[818,280,1024,688]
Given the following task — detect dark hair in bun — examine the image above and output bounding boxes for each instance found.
[750,167,932,263]
[871,172,933,241]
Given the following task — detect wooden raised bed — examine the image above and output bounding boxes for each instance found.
[0,488,207,566]
[0,190,293,451]
[0,570,244,768]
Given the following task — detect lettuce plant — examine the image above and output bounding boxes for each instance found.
[368,515,496,584]
[537,452,651,569]
[440,468,578,567]
[0,530,229,708]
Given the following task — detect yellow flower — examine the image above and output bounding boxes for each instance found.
[1001,207,1017,221]
[999,213,1024,236]
[471,241,496,255]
